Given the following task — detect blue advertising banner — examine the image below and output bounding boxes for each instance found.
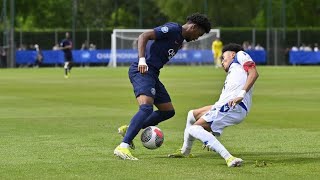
[245,50,266,64]
[289,51,320,65]
[16,49,267,65]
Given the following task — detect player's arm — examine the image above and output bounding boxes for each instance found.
[59,41,72,50]
[229,61,259,107]
[137,30,156,74]
[60,45,72,50]
[242,62,259,92]
[63,45,72,50]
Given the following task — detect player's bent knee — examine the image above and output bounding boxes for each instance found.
[193,106,211,120]
[187,110,196,124]
[140,104,153,114]
[161,109,175,120]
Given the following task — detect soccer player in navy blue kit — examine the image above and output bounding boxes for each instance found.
[60,32,73,78]
[114,13,212,160]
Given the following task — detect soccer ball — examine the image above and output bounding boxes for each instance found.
[140,126,164,149]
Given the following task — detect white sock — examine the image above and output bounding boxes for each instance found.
[64,62,69,69]
[181,110,196,155]
[120,142,130,148]
[188,125,232,160]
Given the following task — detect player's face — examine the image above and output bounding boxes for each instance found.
[185,25,205,42]
[221,51,236,72]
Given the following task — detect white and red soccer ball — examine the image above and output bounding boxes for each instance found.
[140,126,164,149]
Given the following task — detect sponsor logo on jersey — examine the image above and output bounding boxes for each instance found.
[151,88,156,95]
[168,49,176,59]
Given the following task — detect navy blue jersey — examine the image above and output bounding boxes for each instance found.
[60,39,73,59]
[128,22,184,103]
[145,22,184,71]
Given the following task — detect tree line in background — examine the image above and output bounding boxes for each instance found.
[2,0,319,30]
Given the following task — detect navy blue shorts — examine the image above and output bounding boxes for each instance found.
[128,65,171,104]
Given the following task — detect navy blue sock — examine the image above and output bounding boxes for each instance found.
[142,110,175,129]
[123,104,153,144]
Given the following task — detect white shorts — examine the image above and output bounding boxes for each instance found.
[201,103,247,136]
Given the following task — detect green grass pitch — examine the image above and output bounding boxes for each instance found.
[0,66,319,179]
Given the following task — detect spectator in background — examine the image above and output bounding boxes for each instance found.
[299,43,306,51]
[89,43,96,50]
[60,32,73,78]
[212,37,223,68]
[81,40,89,50]
[52,43,60,50]
[313,43,318,52]
[0,46,6,68]
[291,45,298,51]
[254,44,264,50]
[242,41,252,50]
[304,44,312,52]
[34,44,43,68]
[18,44,27,51]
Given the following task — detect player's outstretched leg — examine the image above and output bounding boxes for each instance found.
[226,156,243,167]
[188,125,243,167]
[168,110,196,158]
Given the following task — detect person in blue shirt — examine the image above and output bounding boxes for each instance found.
[60,32,73,78]
[114,13,212,160]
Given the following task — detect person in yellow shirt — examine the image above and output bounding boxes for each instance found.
[212,37,223,67]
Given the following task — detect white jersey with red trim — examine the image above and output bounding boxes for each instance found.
[213,51,254,112]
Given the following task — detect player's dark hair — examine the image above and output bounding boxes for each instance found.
[222,43,244,53]
[186,13,211,33]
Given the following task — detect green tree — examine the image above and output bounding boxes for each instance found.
[13,0,168,29]
[15,0,72,29]
[11,0,320,29]
[156,0,260,27]
[286,0,320,27]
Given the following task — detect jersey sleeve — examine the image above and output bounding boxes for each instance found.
[154,23,178,40]
[236,51,256,72]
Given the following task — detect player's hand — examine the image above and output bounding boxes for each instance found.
[228,90,246,108]
[228,97,243,108]
[138,57,148,74]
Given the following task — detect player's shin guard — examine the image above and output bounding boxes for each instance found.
[123,104,153,144]
[181,110,196,155]
[188,125,232,160]
[141,110,175,129]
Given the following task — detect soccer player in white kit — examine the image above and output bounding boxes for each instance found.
[168,43,259,167]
